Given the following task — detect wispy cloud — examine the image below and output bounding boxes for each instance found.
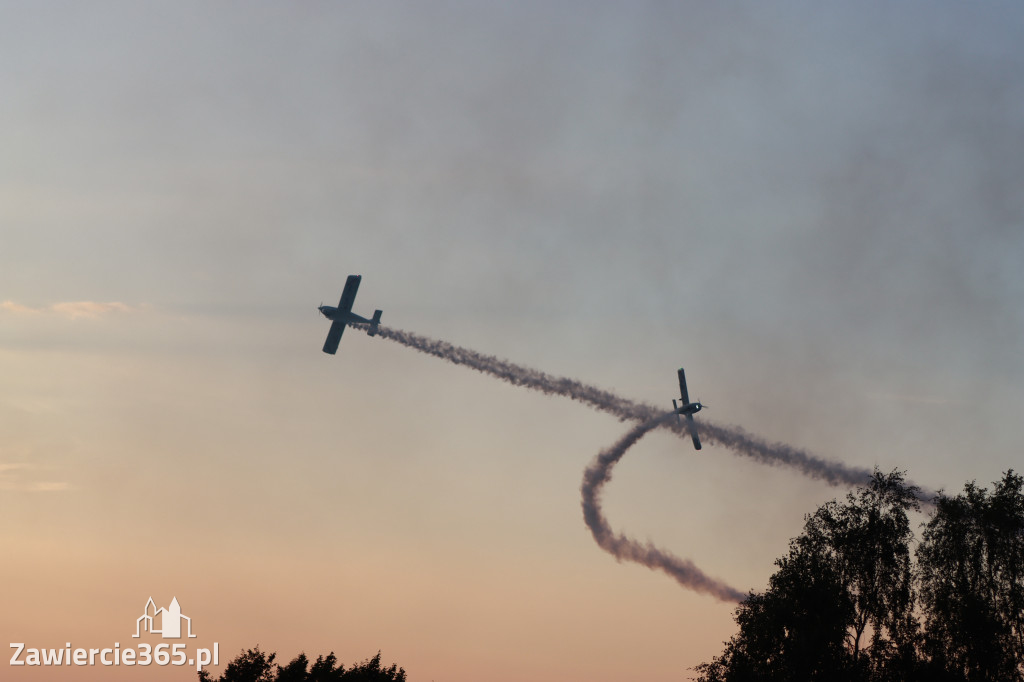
[0,301,42,315]
[25,481,72,492]
[49,301,134,319]
[0,463,32,473]
[0,463,72,492]
[1,300,140,319]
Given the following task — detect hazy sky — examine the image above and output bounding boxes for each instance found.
[3,2,1023,680]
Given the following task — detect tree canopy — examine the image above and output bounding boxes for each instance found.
[198,648,406,682]
[696,470,1024,682]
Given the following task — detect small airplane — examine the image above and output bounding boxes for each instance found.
[672,367,704,450]
[319,275,382,354]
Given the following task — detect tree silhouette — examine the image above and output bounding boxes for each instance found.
[199,649,405,682]
[199,647,276,682]
[697,469,1024,681]
[917,470,1024,681]
[695,469,922,681]
[198,473,1024,682]
[820,470,921,677]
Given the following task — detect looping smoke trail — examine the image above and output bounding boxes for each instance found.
[354,323,936,501]
[581,415,747,603]
[351,322,937,599]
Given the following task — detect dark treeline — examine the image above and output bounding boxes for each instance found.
[695,470,1024,682]
[198,648,405,682]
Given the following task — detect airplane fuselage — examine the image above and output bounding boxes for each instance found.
[320,304,377,326]
[673,367,703,450]
[318,305,341,321]
[675,401,703,416]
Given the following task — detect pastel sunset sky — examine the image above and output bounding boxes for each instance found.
[3,2,1023,680]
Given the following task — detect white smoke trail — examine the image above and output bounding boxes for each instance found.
[349,322,935,600]
[355,323,935,499]
[581,415,747,603]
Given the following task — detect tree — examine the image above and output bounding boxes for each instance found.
[694,545,855,681]
[695,470,923,682]
[199,648,406,682]
[917,470,1024,682]
[818,470,921,679]
[275,653,310,682]
[199,647,276,682]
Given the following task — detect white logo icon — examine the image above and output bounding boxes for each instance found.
[133,597,196,639]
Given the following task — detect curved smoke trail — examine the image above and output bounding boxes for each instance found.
[356,323,935,499]
[581,415,747,603]
[350,322,935,600]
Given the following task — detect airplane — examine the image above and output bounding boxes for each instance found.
[672,367,704,450]
[318,275,382,354]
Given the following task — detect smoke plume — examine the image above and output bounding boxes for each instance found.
[350,322,936,600]
[581,414,748,602]
[356,323,935,499]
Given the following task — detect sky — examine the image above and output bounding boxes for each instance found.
[2,2,1023,680]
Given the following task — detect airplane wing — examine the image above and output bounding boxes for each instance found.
[677,368,690,405]
[686,413,702,450]
[336,274,361,315]
[322,320,345,355]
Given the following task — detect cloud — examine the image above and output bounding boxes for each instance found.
[1,300,138,319]
[0,301,42,315]
[0,480,73,493]
[26,481,72,492]
[0,463,71,492]
[49,301,134,319]
[0,463,32,473]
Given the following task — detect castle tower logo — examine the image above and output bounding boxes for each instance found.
[9,596,219,672]
[133,597,197,639]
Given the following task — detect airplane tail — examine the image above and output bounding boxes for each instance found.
[368,310,383,337]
